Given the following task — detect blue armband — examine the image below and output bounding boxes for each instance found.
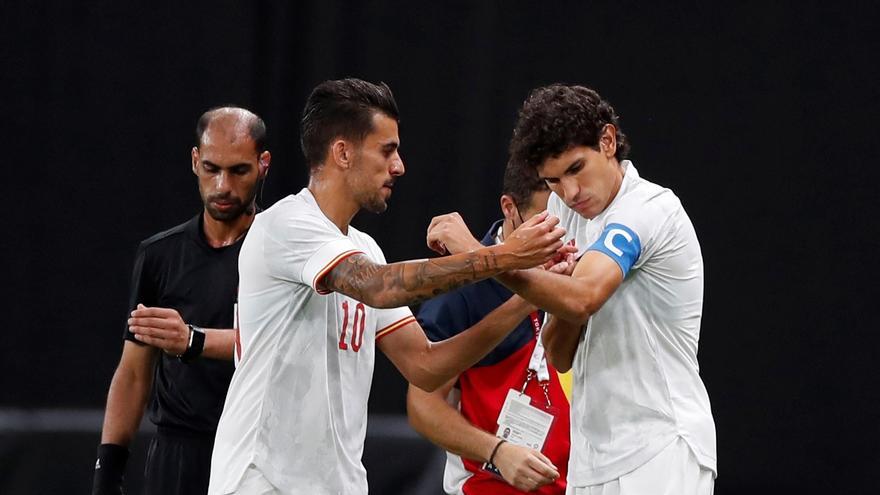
[587,223,641,277]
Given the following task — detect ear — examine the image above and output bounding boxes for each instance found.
[191,147,199,176]
[330,139,353,169]
[600,124,617,158]
[499,194,518,222]
[258,151,272,178]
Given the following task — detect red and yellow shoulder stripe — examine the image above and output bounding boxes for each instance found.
[376,315,417,342]
[313,250,364,294]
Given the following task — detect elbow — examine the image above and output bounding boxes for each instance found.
[560,285,603,325]
[561,297,594,326]
[406,360,445,393]
[409,373,443,393]
[545,349,572,373]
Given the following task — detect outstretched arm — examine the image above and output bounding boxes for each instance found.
[497,250,623,325]
[378,295,536,391]
[320,212,566,308]
[407,380,558,491]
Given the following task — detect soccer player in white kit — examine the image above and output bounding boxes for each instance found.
[428,85,716,495]
[208,79,569,495]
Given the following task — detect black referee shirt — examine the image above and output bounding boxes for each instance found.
[123,213,240,434]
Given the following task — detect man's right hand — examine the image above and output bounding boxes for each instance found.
[493,441,559,491]
[499,211,571,270]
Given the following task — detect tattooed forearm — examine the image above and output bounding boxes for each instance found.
[320,249,506,308]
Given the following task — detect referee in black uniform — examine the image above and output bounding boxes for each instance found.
[92,107,271,495]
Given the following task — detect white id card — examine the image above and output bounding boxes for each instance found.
[495,389,554,450]
[483,389,555,475]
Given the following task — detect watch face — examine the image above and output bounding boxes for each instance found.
[180,325,206,362]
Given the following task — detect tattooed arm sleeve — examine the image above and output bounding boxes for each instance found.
[320,249,506,309]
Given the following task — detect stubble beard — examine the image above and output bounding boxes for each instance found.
[361,190,388,214]
[202,184,258,222]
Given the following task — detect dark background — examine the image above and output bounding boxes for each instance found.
[2,1,878,493]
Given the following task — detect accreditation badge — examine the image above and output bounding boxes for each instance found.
[482,389,555,476]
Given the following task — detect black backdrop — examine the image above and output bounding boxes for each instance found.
[2,1,878,493]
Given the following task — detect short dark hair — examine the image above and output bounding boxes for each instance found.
[502,159,549,209]
[509,84,630,171]
[195,106,268,153]
[300,78,400,168]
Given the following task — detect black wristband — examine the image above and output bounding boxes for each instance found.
[488,438,507,465]
[180,324,205,362]
[92,443,128,495]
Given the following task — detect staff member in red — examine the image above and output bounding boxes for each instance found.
[408,160,572,494]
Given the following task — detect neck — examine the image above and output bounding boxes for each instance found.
[500,218,515,243]
[605,159,625,207]
[202,205,255,248]
[308,172,359,234]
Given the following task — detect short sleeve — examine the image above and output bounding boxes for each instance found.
[375,306,415,342]
[123,243,157,341]
[586,190,665,276]
[263,210,363,294]
[587,223,642,277]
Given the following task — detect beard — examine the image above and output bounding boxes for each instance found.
[356,188,388,214]
[349,157,391,214]
[205,198,247,221]
[202,183,259,221]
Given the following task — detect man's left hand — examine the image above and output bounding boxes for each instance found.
[426,212,482,255]
[128,304,190,356]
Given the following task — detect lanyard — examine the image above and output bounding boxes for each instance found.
[521,311,552,407]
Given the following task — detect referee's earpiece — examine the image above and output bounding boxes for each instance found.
[258,151,271,179]
[191,146,200,176]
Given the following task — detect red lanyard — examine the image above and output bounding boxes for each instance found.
[529,311,541,338]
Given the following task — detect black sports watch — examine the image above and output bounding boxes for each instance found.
[179,324,206,363]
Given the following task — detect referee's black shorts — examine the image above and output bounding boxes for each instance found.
[144,427,215,495]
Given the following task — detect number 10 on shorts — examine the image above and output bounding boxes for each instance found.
[338,300,366,352]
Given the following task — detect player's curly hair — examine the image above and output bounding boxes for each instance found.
[509,84,630,171]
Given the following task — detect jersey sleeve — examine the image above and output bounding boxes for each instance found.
[264,210,363,294]
[123,242,158,341]
[586,193,660,277]
[375,306,416,342]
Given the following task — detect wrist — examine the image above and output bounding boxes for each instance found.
[93,443,128,493]
[488,438,507,465]
[179,324,205,362]
[486,244,516,271]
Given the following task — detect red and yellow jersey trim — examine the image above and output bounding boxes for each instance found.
[313,250,365,295]
[375,315,416,342]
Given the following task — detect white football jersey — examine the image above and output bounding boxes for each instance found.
[209,188,413,495]
[549,161,716,486]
